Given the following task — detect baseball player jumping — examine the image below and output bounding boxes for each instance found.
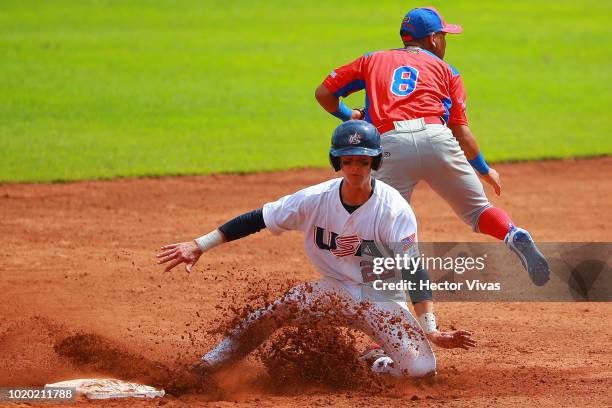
[315,7,550,287]
[156,121,475,384]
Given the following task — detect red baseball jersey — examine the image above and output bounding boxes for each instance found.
[322,47,468,131]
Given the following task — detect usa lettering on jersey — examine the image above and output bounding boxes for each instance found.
[262,178,418,285]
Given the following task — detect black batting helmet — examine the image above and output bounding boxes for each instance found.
[329,120,383,171]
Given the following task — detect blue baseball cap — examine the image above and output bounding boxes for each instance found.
[400,7,462,41]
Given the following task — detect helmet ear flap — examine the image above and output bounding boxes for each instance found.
[329,154,341,171]
[372,154,383,171]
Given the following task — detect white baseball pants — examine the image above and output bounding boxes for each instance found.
[202,278,436,378]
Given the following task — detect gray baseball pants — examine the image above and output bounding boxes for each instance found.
[374,119,491,230]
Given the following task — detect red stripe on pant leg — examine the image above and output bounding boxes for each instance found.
[477,207,513,241]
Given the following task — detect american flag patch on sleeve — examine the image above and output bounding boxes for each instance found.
[401,233,416,251]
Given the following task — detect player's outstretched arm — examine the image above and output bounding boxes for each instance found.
[156,230,225,273]
[156,208,267,273]
[449,124,501,196]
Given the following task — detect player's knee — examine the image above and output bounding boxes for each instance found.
[408,355,436,377]
[467,204,491,231]
[395,351,436,378]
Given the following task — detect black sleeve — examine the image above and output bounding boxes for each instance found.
[402,265,433,304]
[218,208,266,242]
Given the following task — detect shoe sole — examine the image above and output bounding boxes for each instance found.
[508,232,550,286]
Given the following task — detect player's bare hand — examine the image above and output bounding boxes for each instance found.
[351,108,365,120]
[427,330,476,350]
[156,241,202,273]
[479,167,502,196]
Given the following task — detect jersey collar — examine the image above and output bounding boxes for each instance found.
[338,178,377,215]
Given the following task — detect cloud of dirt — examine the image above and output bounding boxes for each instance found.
[54,333,171,386]
[0,277,405,398]
[0,316,75,386]
[194,278,397,394]
[259,326,385,392]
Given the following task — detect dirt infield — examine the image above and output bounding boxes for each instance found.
[1,157,611,407]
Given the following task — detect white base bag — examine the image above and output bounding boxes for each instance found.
[45,378,165,400]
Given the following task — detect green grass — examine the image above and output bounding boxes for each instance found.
[0,0,610,182]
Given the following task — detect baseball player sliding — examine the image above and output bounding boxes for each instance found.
[156,121,474,384]
[315,6,550,287]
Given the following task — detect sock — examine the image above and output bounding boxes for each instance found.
[477,207,513,241]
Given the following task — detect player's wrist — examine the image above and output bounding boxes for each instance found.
[418,312,438,334]
[425,331,442,343]
[330,101,353,122]
[194,229,224,253]
[468,152,490,175]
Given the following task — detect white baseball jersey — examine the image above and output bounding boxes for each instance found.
[262,177,418,286]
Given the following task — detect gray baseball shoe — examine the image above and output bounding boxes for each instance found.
[505,226,550,286]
